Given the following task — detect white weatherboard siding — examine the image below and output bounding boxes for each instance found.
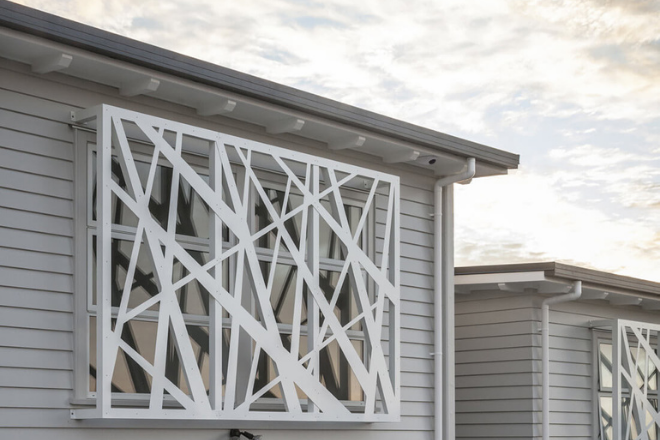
[455,290,660,440]
[455,290,539,440]
[0,57,437,438]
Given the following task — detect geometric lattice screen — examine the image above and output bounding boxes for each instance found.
[71,105,400,421]
[611,320,660,439]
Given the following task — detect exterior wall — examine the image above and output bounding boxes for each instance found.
[455,290,539,439]
[456,289,660,440]
[0,57,437,439]
[546,297,660,440]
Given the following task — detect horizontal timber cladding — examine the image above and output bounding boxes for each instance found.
[0,56,437,435]
[0,326,73,351]
[454,292,538,439]
[455,289,660,439]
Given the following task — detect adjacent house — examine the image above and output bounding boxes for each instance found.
[455,262,660,440]
[0,2,519,440]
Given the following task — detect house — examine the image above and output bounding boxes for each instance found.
[0,2,519,440]
[455,262,660,440]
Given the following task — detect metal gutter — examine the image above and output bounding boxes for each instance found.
[0,0,519,170]
[434,158,476,440]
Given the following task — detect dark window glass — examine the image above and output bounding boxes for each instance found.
[255,189,364,260]
[90,317,231,396]
[92,153,228,240]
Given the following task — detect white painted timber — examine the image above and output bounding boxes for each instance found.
[196,98,237,117]
[119,77,160,97]
[30,53,72,74]
[73,104,401,421]
[382,150,421,164]
[328,135,366,151]
[265,117,305,134]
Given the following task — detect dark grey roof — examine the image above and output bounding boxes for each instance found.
[456,262,660,297]
[0,0,519,170]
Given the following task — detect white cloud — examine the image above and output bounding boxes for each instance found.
[548,144,652,167]
[16,0,660,133]
[546,145,660,212]
[455,170,660,282]
[13,0,660,282]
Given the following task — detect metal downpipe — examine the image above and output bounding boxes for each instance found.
[541,281,582,440]
[434,157,475,440]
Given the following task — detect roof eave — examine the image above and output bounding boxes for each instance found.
[0,0,519,173]
[456,262,660,299]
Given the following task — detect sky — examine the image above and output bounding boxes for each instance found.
[14,0,660,281]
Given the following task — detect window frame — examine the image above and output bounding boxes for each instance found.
[73,126,379,409]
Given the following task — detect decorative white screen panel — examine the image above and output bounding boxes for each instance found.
[612,320,660,439]
[73,105,400,421]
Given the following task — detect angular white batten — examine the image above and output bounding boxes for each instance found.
[612,319,660,440]
[71,104,401,421]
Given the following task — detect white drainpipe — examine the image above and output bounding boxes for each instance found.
[541,280,582,440]
[434,157,475,440]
